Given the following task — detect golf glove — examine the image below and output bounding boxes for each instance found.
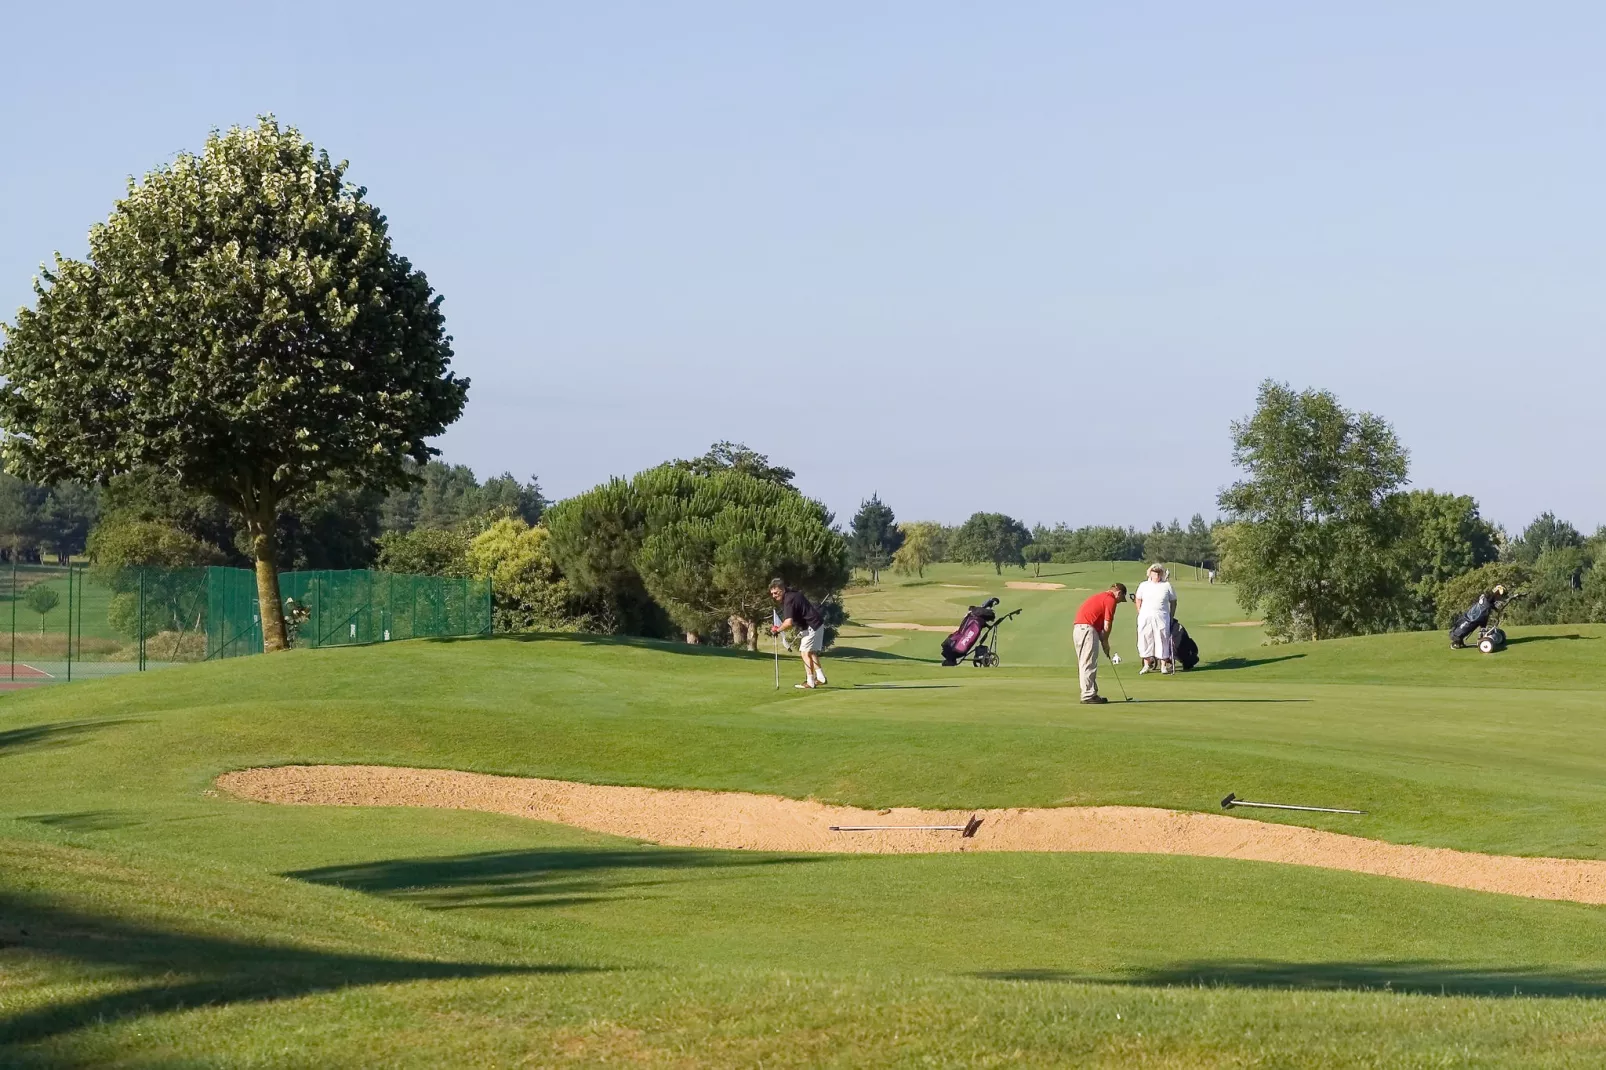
[1109,653,1121,665]
[770,625,782,636]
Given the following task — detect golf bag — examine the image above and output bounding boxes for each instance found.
[1449,587,1517,653]
[940,598,1021,667]
[1170,618,1199,670]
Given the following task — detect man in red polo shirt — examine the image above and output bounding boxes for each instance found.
[1073,583,1127,704]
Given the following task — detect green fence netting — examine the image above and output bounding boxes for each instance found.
[0,563,491,686]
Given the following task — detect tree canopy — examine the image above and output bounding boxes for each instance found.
[1217,381,1410,641]
[892,521,946,578]
[0,117,467,650]
[547,464,847,645]
[671,442,796,488]
[950,512,1032,574]
[847,494,903,584]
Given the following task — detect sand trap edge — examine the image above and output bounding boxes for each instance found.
[217,765,1606,906]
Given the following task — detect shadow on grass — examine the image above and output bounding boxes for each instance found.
[290,846,821,912]
[1116,698,1312,704]
[1507,634,1596,646]
[850,683,961,691]
[17,811,143,833]
[973,960,1606,998]
[0,894,582,1049]
[424,631,928,663]
[1194,655,1307,672]
[0,720,131,757]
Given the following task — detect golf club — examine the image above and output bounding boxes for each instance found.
[1108,654,1134,702]
[830,815,983,837]
[1220,793,1366,815]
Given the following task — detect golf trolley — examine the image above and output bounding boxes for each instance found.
[940,597,1022,667]
[1449,586,1522,654]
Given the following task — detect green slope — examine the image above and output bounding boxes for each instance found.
[2,612,1606,1066]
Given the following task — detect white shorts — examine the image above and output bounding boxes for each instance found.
[1137,613,1173,659]
[798,626,825,654]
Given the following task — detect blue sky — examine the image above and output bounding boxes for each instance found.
[2,2,1601,532]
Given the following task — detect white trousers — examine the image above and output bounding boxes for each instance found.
[1137,612,1173,659]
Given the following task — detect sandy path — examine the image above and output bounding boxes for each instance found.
[220,766,1606,905]
[1006,581,1065,590]
[860,622,952,632]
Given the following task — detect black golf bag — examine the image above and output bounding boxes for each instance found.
[1170,618,1199,670]
[1449,588,1516,653]
[940,598,1020,667]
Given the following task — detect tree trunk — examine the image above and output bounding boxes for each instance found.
[729,616,753,650]
[746,619,759,652]
[685,631,700,644]
[246,509,289,653]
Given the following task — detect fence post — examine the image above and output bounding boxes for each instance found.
[77,564,85,672]
[66,566,73,683]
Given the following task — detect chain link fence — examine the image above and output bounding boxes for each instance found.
[0,564,491,688]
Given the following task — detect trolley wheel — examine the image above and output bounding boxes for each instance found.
[1478,637,1496,654]
[989,655,1002,667]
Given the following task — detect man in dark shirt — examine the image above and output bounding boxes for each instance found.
[769,578,828,689]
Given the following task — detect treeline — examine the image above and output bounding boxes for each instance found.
[0,461,543,572]
[840,510,1221,580]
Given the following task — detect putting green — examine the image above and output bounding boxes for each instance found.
[3,569,1606,1066]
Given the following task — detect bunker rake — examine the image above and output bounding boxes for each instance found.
[1221,792,1366,815]
[830,814,984,837]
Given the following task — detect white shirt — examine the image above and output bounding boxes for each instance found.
[1135,579,1176,617]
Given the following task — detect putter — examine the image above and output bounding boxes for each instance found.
[1108,656,1134,703]
[1221,793,1365,815]
[830,815,983,837]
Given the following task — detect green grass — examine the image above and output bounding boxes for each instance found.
[3,566,1606,1066]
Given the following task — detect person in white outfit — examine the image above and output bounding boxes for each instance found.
[1134,564,1178,675]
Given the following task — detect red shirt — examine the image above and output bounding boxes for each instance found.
[1075,591,1118,632]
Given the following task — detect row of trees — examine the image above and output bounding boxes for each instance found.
[1217,381,1606,640]
[841,501,1220,581]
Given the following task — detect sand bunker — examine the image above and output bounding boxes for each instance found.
[862,622,952,632]
[220,766,1606,905]
[938,584,980,589]
[1209,620,1265,628]
[1005,581,1065,590]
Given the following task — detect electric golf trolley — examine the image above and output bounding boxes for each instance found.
[940,597,1022,667]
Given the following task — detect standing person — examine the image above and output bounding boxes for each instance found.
[769,578,827,689]
[1072,583,1126,704]
[1135,564,1178,674]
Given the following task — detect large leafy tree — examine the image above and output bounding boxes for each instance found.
[0,117,468,650]
[1395,490,1499,627]
[1217,381,1410,641]
[847,493,903,584]
[950,512,1032,574]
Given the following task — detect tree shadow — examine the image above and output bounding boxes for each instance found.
[1193,655,1307,672]
[850,683,961,690]
[17,811,143,833]
[289,846,821,912]
[1507,634,1595,646]
[0,893,586,1049]
[0,720,132,757]
[1116,698,1311,704]
[830,646,929,662]
[971,959,1606,999]
[425,632,932,664]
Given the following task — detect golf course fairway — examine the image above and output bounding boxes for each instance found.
[3,562,1606,1067]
